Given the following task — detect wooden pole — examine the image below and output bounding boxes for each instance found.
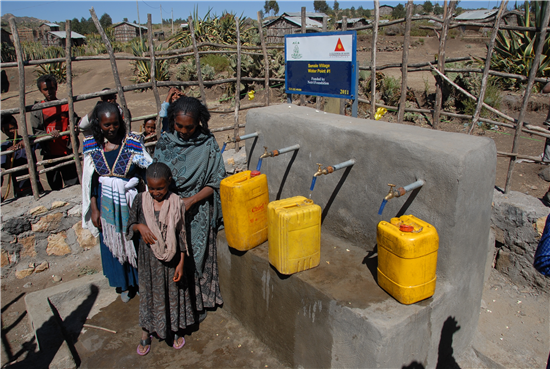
[468,0,507,134]
[188,16,207,107]
[300,7,306,107]
[433,0,455,129]
[233,17,242,151]
[340,16,348,115]
[257,11,270,107]
[317,16,328,111]
[90,7,132,131]
[64,19,83,183]
[371,1,380,119]
[505,4,550,193]
[9,18,40,200]
[397,0,413,123]
[147,14,162,140]
[137,0,143,46]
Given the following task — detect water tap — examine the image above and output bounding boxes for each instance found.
[260,146,273,159]
[384,184,406,200]
[314,163,333,177]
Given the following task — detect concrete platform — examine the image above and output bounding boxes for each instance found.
[218,230,455,368]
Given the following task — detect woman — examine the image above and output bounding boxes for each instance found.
[153,96,225,320]
[82,102,152,302]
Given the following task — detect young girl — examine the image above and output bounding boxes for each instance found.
[126,162,194,355]
[142,118,157,155]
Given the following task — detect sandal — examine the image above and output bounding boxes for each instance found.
[173,334,185,350]
[137,335,152,356]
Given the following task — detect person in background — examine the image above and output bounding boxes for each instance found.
[142,118,157,155]
[1,114,42,199]
[153,96,225,324]
[159,87,185,132]
[31,74,79,191]
[82,101,152,302]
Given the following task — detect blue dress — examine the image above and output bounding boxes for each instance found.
[91,147,141,290]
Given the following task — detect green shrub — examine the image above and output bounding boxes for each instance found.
[1,42,16,62]
[201,54,230,73]
[130,39,169,85]
[34,47,66,82]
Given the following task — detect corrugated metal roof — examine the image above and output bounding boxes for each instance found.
[337,18,368,24]
[282,12,328,18]
[113,21,148,30]
[42,23,60,28]
[49,31,86,39]
[284,16,322,28]
[455,9,498,20]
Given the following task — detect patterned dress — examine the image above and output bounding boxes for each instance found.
[127,194,196,338]
[153,130,226,313]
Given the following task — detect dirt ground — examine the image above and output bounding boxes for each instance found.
[1,34,550,367]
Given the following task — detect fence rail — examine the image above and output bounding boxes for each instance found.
[1,1,550,200]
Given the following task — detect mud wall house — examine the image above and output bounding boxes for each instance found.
[113,21,147,42]
[42,31,86,48]
[379,5,394,17]
[454,9,498,35]
[264,16,322,44]
[17,27,35,42]
[38,22,59,41]
[1,28,13,46]
[336,17,369,30]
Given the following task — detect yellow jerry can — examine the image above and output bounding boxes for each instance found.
[220,170,269,251]
[377,214,439,305]
[268,196,321,275]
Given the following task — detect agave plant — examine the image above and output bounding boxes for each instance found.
[34,47,66,82]
[130,39,170,85]
[477,1,550,89]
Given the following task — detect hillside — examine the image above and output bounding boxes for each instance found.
[1,13,49,28]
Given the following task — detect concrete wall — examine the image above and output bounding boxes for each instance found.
[218,105,496,367]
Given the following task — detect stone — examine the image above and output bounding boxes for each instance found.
[18,235,37,258]
[1,231,15,244]
[222,148,247,174]
[68,205,82,217]
[53,275,62,282]
[46,232,71,256]
[23,282,32,288]
[32,212,63,233]
[51,201,68,209]
[34,261,49,273]
[15,266,35,279]
[538,166,550,182]
[536,216,547,237]
[2,217,31,235]
[29,206,48,216]
[72,222,98,249]
[1,249,9,267]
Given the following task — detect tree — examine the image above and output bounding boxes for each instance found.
[99,13,112,29]
[123,17,129,22]
[433,3,443,15]
[313,0,331,14]
[350,6,356,17]
[423,0,433,13]
[391,4,406,19]
[333,0,339,12]
[264,1,279,16]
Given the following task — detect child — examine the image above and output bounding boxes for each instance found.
[126,162,193,355]
[1,114,42,199]
[31,74,80,191]
[159,87,185,132]
[79,88,128,137]
[143,118,157,155]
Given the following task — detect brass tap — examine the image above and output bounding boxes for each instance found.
[260,146,273,159]
[384,184,398,200]
[314,163,329,177]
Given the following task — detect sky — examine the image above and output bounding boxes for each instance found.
[1,0,510,25]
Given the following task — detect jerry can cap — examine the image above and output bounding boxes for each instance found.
[400,224,414,232]
[250,170,261,177]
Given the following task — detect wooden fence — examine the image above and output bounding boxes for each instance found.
[1,2,549,200]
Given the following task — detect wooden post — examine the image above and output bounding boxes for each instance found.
[147,14,162,139]
[90,7,132,131]
[371,1,380,119]
[64,19,83,183]
[433,1,455,129]
[397,0,413,123]
[340,16,348,115]
[505,4,550,193]
[468,0,507,134]
[300,7,306,106]
[317,16,328,111]
[257,11,270,107]
[9,18,40,200]
[233,17,242,151]
[189,16,207,107]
